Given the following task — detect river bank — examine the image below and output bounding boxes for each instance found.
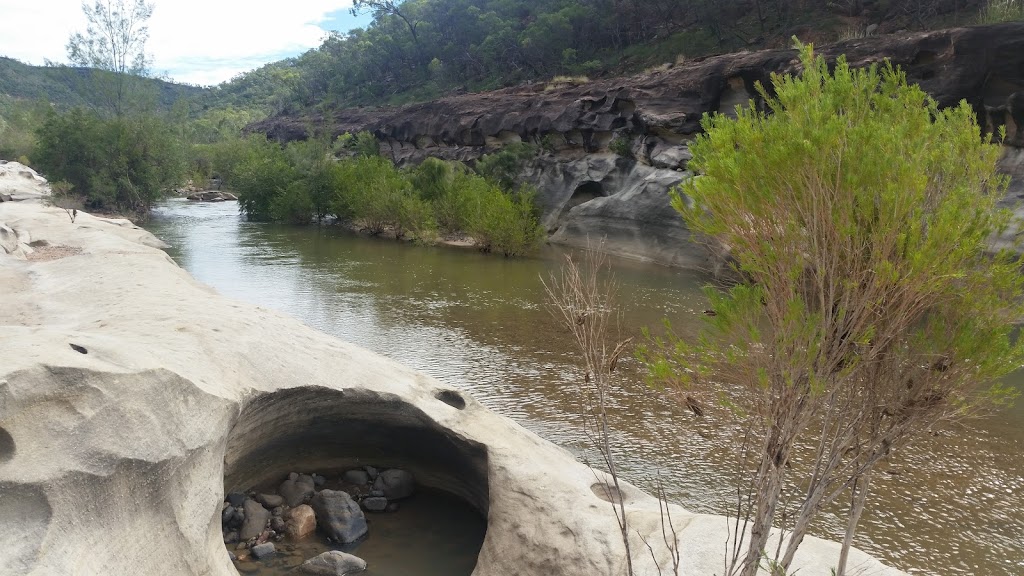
[0,183,906,574]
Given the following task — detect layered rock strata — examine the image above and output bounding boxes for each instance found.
[253,23,1024,267]
[0,194,906,575]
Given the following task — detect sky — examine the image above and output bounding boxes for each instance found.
[0,0,374,86]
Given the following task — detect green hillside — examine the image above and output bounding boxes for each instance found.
[0,57,205,110]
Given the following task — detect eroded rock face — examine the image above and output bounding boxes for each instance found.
[0,199,905,576]
[251,23,1024,268]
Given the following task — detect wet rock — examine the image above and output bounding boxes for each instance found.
[369,490,383,497]
[226,492,247,507]
[285,504,317,540]
[310,490,367,543]
[385,503,400,513]
[223,531,239,544]
[257,493,285,508]
[361,497,387,512]
[292,550,367,575]
[372,469,414,500]
[228,551,237,562]
[240,498,271,540]
[363,466,378,480]
[312,473,327,487]
[280,473,316,506]
[271,517,286,532]
[343,470,369,485]
[222,506,236,525]
[272,506,284,517]
[251,542,276,560]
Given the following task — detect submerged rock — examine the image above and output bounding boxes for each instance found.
[240,499,271,540]
[285,505,317,540]
[280,474,316,507]
[372,469,414,500]
[250,542,276,560]
[361,497,387,512]
[343,469,369,485]
[310,491,367,544]
[293,550,366,575]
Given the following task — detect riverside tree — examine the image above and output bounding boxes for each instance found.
[67,0,154,116]
[640,43,1024,576]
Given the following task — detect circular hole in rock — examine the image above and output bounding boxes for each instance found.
[434,389,466,410]
[0,427,15,462]
[69,343,88,354]
[590,482,623,505]
[222,387,489,576]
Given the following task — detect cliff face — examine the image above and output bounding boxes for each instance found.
[253,23,1024,267]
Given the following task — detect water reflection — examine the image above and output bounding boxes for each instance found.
[148,199,1023,576]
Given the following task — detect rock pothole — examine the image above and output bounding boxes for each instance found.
[222,387,489,575]
[434,389,466,410]
[0,426,15,462]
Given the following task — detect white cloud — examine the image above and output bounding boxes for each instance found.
[0,0,355,85]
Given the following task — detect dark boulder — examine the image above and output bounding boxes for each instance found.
[309,490,367,543]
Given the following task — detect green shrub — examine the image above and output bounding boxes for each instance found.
[468,184,546,256]
[609,135,633,157]
[34,107,186,215]
[475,142,537,191]
[234,145,297,221]
[334,131,379,157]
[977,0,1024,23]
[271,182,315,224]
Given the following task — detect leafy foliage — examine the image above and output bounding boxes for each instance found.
[33,107,185,214]
[475,142,537,191]
[640,43,1023,576]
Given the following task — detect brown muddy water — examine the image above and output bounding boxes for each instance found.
[147,199,1024,576]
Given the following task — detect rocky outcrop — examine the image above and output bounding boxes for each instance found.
[252,22,1024,267]
[0,198,905,576]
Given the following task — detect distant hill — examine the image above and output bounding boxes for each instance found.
[0,57,207,111]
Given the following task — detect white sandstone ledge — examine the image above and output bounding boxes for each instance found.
[0,195,906,576]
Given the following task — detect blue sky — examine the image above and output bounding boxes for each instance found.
[0,0,376,86]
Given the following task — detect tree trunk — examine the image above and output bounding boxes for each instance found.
[836,471,872,576]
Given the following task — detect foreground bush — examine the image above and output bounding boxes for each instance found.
[641,43,1023,576]
[34,107,185,215]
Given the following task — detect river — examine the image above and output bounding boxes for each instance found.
[146,199,1023,576]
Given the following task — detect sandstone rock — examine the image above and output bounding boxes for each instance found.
[240,498,271,540]
[257,493,285,508]
[280,474,316,506]
[310,491,367,544]
[0,224,17,254]
[0,193,12,202]
[343,469,369,485]
[285,505,317,540]
[250,542,276,560]
[372,469,414,500]
[248,23,1024,269]
[361,497,387,512]
[0,199,906,576]
[292,551,367,575]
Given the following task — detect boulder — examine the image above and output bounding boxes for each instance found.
[361,497,387,512]
[240,498,271,541]
[0,199,906,576]
[310,490,367,544]
[0,224,18,254]
[279,474,316,506]
[285,504,317,540]
[256,493,285,508]
[343,469,369,485]
[292,551,366,575]
[372,469,414,500]
[250,542,276,560]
